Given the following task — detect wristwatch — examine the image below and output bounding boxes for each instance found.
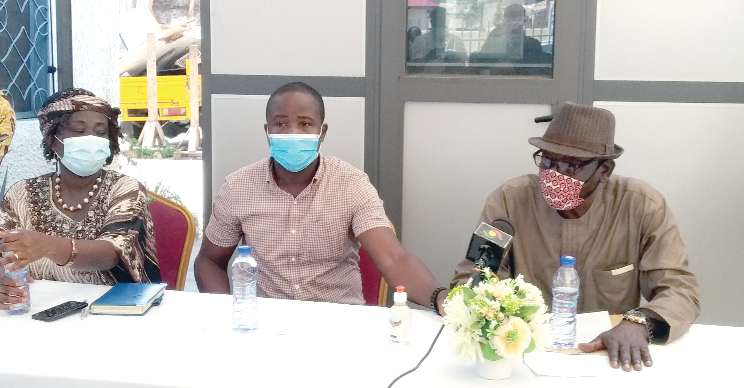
[622,310,652,343]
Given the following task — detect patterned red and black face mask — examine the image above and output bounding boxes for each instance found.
[538,168,585,210]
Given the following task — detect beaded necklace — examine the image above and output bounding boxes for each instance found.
[54,171,102,212]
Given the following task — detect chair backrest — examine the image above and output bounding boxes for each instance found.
[147,190,196,291]
[359,222,395,307]
[359,247,388,307]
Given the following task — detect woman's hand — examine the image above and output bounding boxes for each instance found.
[0,230,71,271]
[0,274,31,310]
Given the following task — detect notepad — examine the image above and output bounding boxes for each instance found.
[89,283,166,315]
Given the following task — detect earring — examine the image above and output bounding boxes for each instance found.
[48,156,59,172]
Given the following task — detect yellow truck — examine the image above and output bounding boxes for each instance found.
[119,60,200,130]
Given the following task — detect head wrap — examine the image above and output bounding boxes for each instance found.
[37,88,120,136]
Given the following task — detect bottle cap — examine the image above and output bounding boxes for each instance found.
[394,285,407,303]
[237,245,252,255]
[560,255,576,266]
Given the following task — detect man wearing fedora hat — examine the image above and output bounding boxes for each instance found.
[451,102,700,371]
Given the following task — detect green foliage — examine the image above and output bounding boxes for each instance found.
[462,287,477,303]
[480,342,503,361]
[151,180,185,205]
[518,304,540,318]
[124,137,177,162]
[524,338,536,354]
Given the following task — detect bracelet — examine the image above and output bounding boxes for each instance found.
[430,287,448,316]
[622,309,653,343]
[57,239,77,267]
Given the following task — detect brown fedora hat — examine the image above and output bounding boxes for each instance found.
[528,102,623,159]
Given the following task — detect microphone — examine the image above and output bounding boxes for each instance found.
[464,218,515,288]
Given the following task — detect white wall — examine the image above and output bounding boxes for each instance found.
[0,120,54,189]
[210,95,365,199]
[210,0,366,77]
[402,103,551,286]
[72,0,120,105]
[209,0,368,199]
[595,0,744,82]
[595,1,744,326]
[594,102,744,326]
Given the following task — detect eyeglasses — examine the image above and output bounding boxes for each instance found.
[533,151,601,176]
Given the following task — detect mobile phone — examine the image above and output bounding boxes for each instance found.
[32,301,88,322]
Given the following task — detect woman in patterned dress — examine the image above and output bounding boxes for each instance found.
[0,88,160,310]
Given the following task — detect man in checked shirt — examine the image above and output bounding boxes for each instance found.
[195,82,449,314]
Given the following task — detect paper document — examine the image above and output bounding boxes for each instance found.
[574,310,613,344]
[525,311,614,377]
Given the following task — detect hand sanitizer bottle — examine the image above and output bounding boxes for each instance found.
[389,285,412,346]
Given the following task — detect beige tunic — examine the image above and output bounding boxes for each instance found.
[452,174,700,343]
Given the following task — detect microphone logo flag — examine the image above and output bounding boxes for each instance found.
[474,222,513,249]
[486,229,502,240]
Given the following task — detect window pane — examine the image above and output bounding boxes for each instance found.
[406,0,554,77]
[0,0,53,118]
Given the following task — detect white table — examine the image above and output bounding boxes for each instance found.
[0,280,739,387]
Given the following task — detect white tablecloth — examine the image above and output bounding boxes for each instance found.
[0,280,739,387]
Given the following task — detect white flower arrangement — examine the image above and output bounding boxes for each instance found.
[443,269,553,361]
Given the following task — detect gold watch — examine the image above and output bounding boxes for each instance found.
[622,310,652,342]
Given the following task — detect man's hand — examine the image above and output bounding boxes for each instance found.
[578,320,652,371]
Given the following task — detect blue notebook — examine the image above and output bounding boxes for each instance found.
[89,283,166,315]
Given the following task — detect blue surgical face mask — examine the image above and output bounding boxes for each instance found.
[269,134,321,172]
[55,135,111,177]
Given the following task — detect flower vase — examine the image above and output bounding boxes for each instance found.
[475,357,512,380]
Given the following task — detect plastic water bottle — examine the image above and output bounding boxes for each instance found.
[4,264,30,315]
[550,255,580,348]
[232,245,258,333]
[389,285,412,346]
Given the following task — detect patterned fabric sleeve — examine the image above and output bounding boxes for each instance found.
[97,175,160,283]
[0,181,22,231]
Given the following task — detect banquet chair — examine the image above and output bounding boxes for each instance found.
[147,190,197,291]
[359,221,396,307]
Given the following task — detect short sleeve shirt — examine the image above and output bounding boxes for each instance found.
[206,156,391,304]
